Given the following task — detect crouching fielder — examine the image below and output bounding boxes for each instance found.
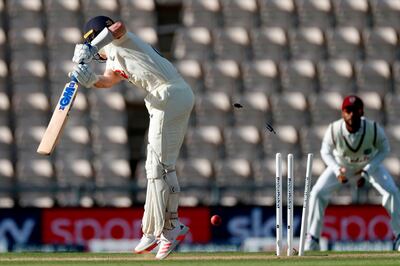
[305,95,400,251]
[70,16,194,259]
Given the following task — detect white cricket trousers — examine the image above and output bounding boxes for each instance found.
[141,78,194,237]
[307,165,400,239]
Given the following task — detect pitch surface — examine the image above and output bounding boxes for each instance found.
[0,252,399,266]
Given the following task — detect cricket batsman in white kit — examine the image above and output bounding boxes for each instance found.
[305,95,400,251]
[70,16,194,259]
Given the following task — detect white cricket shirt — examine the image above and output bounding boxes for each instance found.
[103,32,182,92]
[320,117,390,176]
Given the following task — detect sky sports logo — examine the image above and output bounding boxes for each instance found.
[59,82,77,110]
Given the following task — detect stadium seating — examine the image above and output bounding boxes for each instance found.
[385,93,400,125]
[0,157,14,207]
[172,27,213,61]
[332,0,371,30]
[388,122,400,154]
[0,0,399,207]
[326,27,363,62]
[288,27,327,62]
[232,91,270,126]
[317,59,355,93]
[93,154,132,207]
[296,0,334,29]
[251,157,278,206]
[194,91,233,127]
[176,158,215,206]
[214,158,254,206]
[259,0,297,29]
[250,27,289,62]
[355,60,392,96]
[357,91,384,124]
[308,92,343,125]
[212,27,251,61]
[203,59,242,94]
[270,92,309,128]
[223,126,262,160]
[120,0,157,29]
[55,152,94,207]
[181,0,222,28]
[81,0,120,21]
[241,60,280,93]
[279,59,318,94]
[16,153,55,208]
[370,0,400,28]
[262,125,300,157]
[221,0,258,29]
[186,125,223,160]
[363,27,398,62]
[174,60,204,92]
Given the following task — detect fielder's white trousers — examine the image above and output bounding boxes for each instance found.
[307,165,400,239]
[141,79,194,237]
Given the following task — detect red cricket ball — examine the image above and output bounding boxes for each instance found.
[211,215,222,226]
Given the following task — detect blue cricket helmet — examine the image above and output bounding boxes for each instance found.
[83,16,114,43]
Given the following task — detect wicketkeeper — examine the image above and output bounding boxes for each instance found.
[305,95,400,251]
[70,16,195,259]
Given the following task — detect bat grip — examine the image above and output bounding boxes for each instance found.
[85,42,93,50]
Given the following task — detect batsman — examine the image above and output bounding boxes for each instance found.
[305,95,400,251]
[70,16,195,259]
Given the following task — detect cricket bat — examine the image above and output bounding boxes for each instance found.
[37,76,79,155]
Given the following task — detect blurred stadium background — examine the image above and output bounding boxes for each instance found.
[0,0,399,253]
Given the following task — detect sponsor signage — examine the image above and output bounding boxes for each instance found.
[59,82,77,110]
[0,204,392,250]
[323,205,392,241]
[211,205,393,244]
[210,206,302,245]
[0,209,41,250]
[42,207,210,246]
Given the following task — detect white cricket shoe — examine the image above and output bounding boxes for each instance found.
[134,234,159,254]
[155,223,189,260]
[304,234,320,251]
[394,234,400,251]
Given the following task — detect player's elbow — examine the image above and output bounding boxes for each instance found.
[109,21,126,39]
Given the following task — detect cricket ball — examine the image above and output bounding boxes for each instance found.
[211,215,222,226]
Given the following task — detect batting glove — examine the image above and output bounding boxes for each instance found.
[72,43,98,64]
[69,64,99,88]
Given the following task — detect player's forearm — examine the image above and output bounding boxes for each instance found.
[93,75,119,88]
[363,140,390,174]
[321,149,341,176]
[321,125,341,175]
[93,69,124,88]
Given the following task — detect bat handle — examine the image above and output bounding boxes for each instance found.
[70,63,86,82]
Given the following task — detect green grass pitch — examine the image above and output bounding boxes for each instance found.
[0,251,399,266]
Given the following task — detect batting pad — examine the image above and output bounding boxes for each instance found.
[142,172,180,236]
